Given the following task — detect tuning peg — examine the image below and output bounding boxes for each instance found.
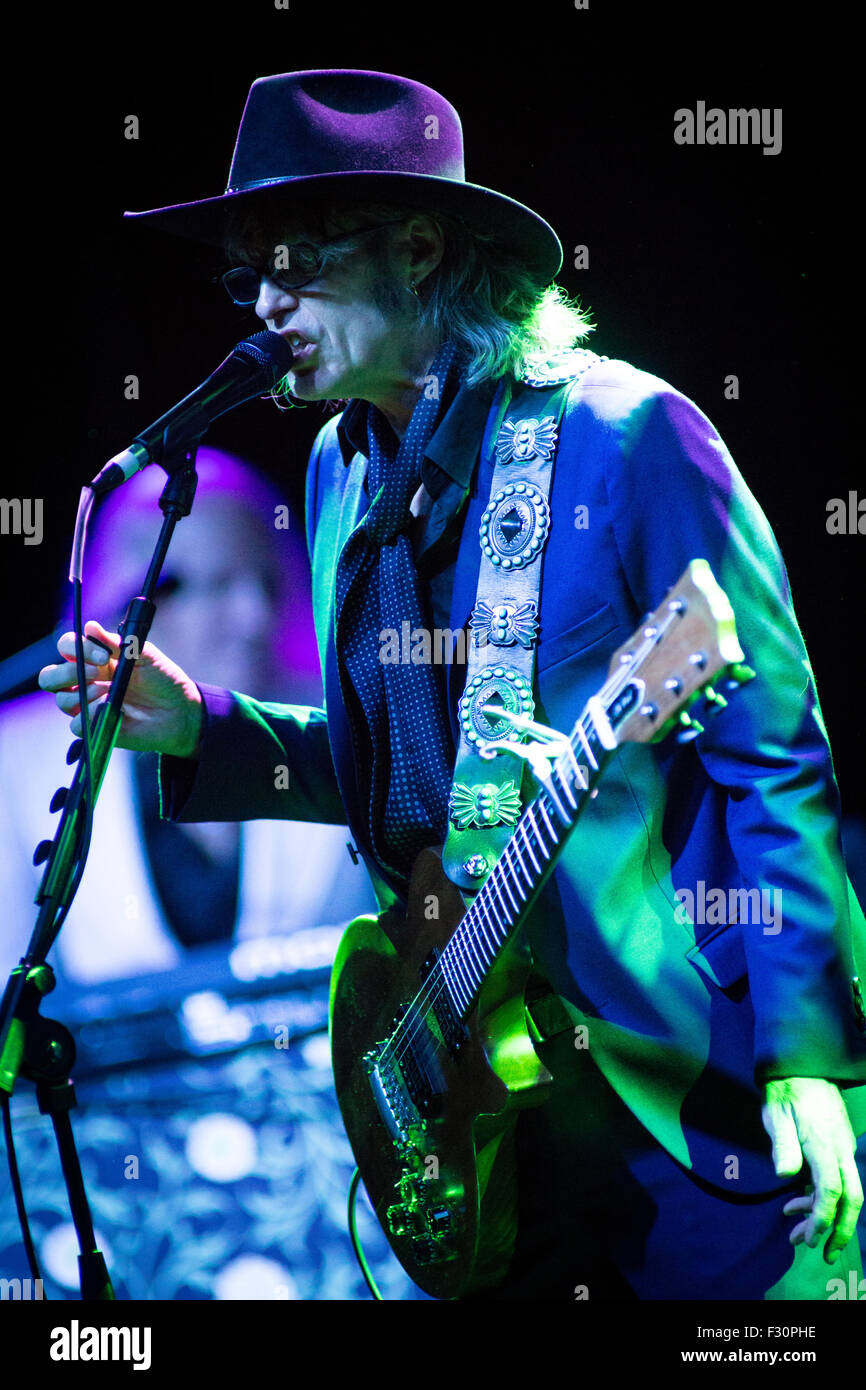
[49,786,69,813]
[33,839,53,866]
[702,687,728,717]
[66,739,82,764]
[722,662,756,692]
[676,713,705,743]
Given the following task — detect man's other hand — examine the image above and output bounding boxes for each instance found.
[762,1076,863,1264]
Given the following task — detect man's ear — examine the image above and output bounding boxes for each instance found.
[403,214,445,284]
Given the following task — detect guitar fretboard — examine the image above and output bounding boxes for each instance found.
[436,710,609,1019]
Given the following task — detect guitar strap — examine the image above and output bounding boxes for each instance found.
[442,348,606,893]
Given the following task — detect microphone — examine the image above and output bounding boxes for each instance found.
[89,331,294,495]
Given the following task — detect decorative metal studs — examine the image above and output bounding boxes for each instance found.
[462,854,490,879]
[494,415,558,466]
[521,349,609,388]
[479,484,550,569]
[449,781,523,830]
[458,665,535,746]
[470,599,539,649]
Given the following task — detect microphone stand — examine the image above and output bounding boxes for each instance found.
[0,447,202,1300]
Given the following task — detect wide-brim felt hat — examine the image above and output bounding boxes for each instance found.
[124,69,563,285]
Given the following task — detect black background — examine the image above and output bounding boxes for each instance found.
[2,0,860,816]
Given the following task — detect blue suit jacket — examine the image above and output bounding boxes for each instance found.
[160,356,866,1190]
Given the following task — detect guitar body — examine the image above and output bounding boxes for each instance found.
[329,845,554,1299]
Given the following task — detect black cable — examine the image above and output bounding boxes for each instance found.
[1,1092,44,1288]
[347,1166,383,1300]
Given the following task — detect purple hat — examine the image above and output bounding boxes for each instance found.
[124,69,563,284]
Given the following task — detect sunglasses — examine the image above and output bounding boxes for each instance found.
[219,219,406,305]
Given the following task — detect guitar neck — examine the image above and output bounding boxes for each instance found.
[431,557,749,1024]
[437,705,610,1021]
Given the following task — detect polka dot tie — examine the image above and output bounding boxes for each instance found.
[334,340,461,885]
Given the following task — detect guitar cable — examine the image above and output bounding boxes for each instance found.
[348,1167,383,1300]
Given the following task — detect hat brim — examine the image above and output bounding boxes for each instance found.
[124,171,563,285]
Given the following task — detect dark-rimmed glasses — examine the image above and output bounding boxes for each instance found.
[219,219,406,305]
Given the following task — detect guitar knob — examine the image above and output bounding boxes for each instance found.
[49,787,69,813]
[639,702,659,719]
[66,739,83,765]
[33,839,53,866]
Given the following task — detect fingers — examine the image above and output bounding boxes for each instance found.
[781,1145,863,1265]
[794,1160,842,1251]
[782,1194,813,1216]
[82,620,121,660]
[797,1105,861,1261]
[823,1149,864,1264]
[38,623,121,694]
[54,682,110,717]
[57,621,120,665]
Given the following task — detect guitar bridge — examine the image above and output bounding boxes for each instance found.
[364,1050,412,1144]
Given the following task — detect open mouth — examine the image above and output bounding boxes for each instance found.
[286,336,315,367]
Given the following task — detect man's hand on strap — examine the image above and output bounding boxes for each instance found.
[762,1076,863,1263]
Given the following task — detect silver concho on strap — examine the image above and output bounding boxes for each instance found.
[494,415,558,466]
[458,664,535,746]
[479,483,550,569]
[470,599,539,649]
[449,780,523,830]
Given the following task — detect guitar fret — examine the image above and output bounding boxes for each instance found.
[502,845,528,900]
[526,804,551,860]
[457,930,483,991]
[514,835,536,889]
[448,943,474,1007]
[474,887,505,956]
[573,717,599,773]
[487,873,514,936]
[538,796,559,842]
[497,860,522,915]
[442,956,467,1014]
[518,818,542,876]
[552,762,578,812]
[468,909,496,970]
[461,918,488,979]
[480,886,506,937]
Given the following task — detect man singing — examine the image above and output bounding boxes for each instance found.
[39,69,865,1300]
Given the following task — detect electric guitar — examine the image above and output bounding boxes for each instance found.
[329,559,753,1298]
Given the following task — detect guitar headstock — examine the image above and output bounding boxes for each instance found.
[602,559,754,746]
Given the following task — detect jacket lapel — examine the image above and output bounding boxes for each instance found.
[315,451,369,830]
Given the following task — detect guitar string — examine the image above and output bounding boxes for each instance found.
[375,602,690,1084]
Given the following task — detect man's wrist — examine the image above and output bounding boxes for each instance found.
[173,684,204,760]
